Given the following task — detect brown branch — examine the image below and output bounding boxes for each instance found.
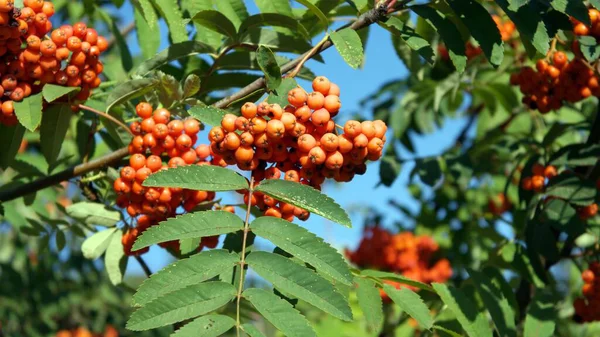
[0,4,393,204]
[78,104,133,136]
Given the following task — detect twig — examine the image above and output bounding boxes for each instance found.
[78,104,133,136]
[236,177,255,337]
[135,255,153,277]
[200,45,238,93]
[287,34,330,78]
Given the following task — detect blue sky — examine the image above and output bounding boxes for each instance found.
[110,1,471,275]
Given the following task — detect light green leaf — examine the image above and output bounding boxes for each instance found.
[251,216,352,285]
[256,45,282,91]
[192,10,238,39]
[330,28,364,69]
[467,269,517,337]
[81,228,118,260]
[41,84,79,102]
[355,277,383,333]
[383,285,433,330]
[40,104,72,165]
[255,0,293,16]
[105,230,127,285]
[360,269,434,292]
[483,266,520,318]
[137,0,157,28]
[179,237,201,255]
[296,0,329,30]
[215,0,249,29]
[106,78,160,112]
[243,288,317,337]
[133,211,243,250]
[238,13,310,40]
[242,324,267,337]
[127,282,237,331]
[524,292,556,337]
[0,123,25,169]
[143,165,249,191]
[575,233,597,248]
[432,283,493,337]
[172,315,235,337]
[66,202,121,227]
[188,105,227,127]
[447,0,504,66]
[134,41,214,76]
[134,4,160,59]
[255,179,351,228]
[246,251,352,321]
[153,0,188,43]
[14,92,43,131]
[382,17,434,64]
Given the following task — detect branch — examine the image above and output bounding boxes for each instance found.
[0,4,393,204]
[135,255,153,277]
[78,104,133,136]
[236,177,255,336]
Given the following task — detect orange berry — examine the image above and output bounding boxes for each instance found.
[307,91,325,110]
[312,76,331,95]
[582,269,595,284]
[266,119,285,139]
[241,102,257,118]
[311,108,330,127]
[288,87,308,107]
[344,120,362,138]
[221,113,237,132]
[324,95,341,113]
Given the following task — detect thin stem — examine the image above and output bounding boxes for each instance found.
[200,44,238,93]
[135,255,152,277]
[236,176,255,337]
[287,34,330,78]
[78,104,133,136]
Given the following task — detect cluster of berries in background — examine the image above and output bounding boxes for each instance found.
[56,326,118,337]
[114,103,217,256]
[488,192,512,216]
[208,76,386,221]
[346,227,452,300]
[574,263,600,322]
[0,0,107,125]
[511,9,600,114]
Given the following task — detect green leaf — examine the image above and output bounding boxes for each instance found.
[255,0,293,16]
[40,104,71,165]
[267,78,298,107]
[153,0,188,43]
[133,249,239,306]
[550,144,600,166]
[134,4,160,60]
[256,45,282,91]
[143,165,249,191]
[447,0,504,66]
[188,105,227,127]
[106,78,160,112]
[579,36,600,62]
[127,281,236,331]
[0,123,25,169]
[545,173,597,206]
[238,13,310,40]
[355,278,384,333]
[383,285,433,330]
[467,269,517,337]
[99,10,133,71]
[432,283,494,337]
[41,84,79,102]
[192,10,238,39]
[134,41,214,76]
[14,93,43,131]
[296,0,329,30]
[183,74,201,98]
[172,315,235,337]
[382,17,434,64]
[412,6,466,72]
[201,73,262,93]
[507,0,528,10]
[330,28,364,69]
[543,198,584,236]
[66,202,121,227]
[55,230,66,251]
[242,324,267,337]
[81,228,118,260]
[380,151,401,187]
[133,211,243,250]
[244,288,317,337]
[495,0,550,56]
[255,179,351,228]
[246,251,352,321]
[215,0,248,29]
[105,230,127,285]
[549,0,590,26]
[251,216,352,285]
[137,0,157,28]
[524,292,556,337]
[360,270,434,292]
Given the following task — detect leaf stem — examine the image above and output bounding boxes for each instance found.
[78,104,133,136]
[134,255,152,278]
[287,34,330,78]
[236,176,255,337]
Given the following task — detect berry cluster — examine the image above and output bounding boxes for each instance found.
[0,0,107,125]
[114,102,217,256]
[488,193,511,216]
[521,163,558,192]
[208,76,386,221]
[572,9,600,40]
[346,227,452,299]
[56,326,118,337]
[574,263,600,322]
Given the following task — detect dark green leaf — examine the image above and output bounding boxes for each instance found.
[579,36,600,62]
[550,144,600,166]
[143,165,249,191]
[127,282,237,331]
[383,284,433,330]
[14,93,43,131]
[183,74,201,98]
[495,0,550,56]
[256,45,282,91]
[330,28,364,69]
[133,211,244,250]
[40,104,71,164]
[355,278,383,333]
[106,78,160,112]
[172,315,235,337]
[238,13,310,40]
[255,179,351,228]
[192,10,238,39]
[135,41,214,76]
[382,17,434,64]
[550,0,590,26]
[0,123,25,169]
[545,173,597,206]
[41,84,79,102]
[267,78,298,107]
[251,216,352,285]
[244,288,317,337]
[524,292,556,337]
